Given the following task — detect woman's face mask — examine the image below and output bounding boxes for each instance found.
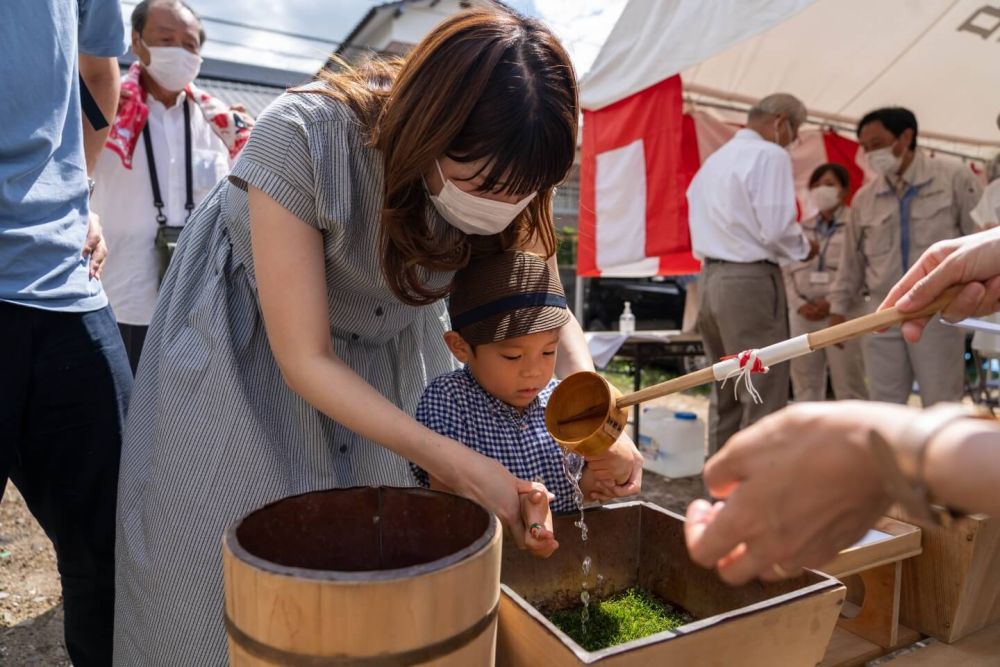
[808,185,842,212]
[426,160,536,236]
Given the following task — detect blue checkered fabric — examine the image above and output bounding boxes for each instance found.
[412,367,583,514]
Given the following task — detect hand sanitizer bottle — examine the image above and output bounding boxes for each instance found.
[619,301,636,335]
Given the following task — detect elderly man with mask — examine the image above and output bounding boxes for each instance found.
[687,93,817,454]
[91,0,252,373]
[828,107,981,406]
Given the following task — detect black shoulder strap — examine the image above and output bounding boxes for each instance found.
[143,123,167,225]
[80,75,108,130]
[183,99,194,219]
[143,98,195,225]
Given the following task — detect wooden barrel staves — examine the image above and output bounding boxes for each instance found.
[222,486,501,666]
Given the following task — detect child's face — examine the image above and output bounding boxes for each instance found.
[446,329,560,409]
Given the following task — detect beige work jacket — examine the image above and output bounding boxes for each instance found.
[829,150,982,315]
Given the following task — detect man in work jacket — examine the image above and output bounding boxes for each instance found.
[828,107,982,405]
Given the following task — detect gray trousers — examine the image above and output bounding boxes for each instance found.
[862,314,965,405]
[698,261,790,455]
[788,310,868,401]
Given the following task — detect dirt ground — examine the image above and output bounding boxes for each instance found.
[0,484,70,666]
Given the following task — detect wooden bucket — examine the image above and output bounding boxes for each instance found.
[222,487,501,666]
[545,371,629,456]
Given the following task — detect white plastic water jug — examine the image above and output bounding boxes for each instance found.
[637,407,705,478]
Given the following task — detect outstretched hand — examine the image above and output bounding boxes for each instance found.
[684,402,906,585]
[880,227,1000,342]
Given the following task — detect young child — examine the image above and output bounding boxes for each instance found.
[412,250,635,557]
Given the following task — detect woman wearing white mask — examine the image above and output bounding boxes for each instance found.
[782,163,868,401]
[113,7,643,665]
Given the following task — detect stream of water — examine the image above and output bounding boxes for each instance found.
[563,452,592,634]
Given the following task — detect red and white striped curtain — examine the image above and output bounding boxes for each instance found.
[577,75,870,278]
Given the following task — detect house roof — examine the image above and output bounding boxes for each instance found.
[335,0,512,58]
[335,1,414,58]
[118,55,309,118]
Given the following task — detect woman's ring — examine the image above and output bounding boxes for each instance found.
[529,523,543,536]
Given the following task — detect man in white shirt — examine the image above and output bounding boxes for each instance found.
[91,0,247,373]
[687,93,817,454]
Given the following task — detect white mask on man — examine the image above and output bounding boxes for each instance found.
[866,146,902,177]
[773,118,794,149]
[426,160,536,236]
[808,185,841,212]
[142,40,202,92]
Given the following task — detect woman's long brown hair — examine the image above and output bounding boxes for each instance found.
[310,6,578,305]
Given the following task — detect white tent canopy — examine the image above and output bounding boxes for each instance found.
[581,0,1000,156]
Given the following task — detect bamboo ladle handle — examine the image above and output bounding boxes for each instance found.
[560,286,961,424]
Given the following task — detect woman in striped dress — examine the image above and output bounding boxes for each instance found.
[113,6,643,665]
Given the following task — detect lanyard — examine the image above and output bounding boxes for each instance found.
[898,184,922,273]
[814,217,838,272]
[142,98,194,225]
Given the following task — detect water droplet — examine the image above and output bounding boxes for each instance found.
[582,556,592,576]
[580,590,590,605]
[597,574,605,585]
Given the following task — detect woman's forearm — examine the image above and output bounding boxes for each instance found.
[543,253,594,378]
[282,350,469,486]
[556,313,594,377]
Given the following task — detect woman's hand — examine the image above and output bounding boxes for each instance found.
[446,447,538,550]
[520,482,559,558]
[684,402,911,585]
[880,227,1000,342]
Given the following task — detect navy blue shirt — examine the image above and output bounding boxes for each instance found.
[0,0,126,311]
[413,367,583,514]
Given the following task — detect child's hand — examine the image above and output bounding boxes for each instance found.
[519,482,559,558]
[585,437,634,486]
[582,436,643,501]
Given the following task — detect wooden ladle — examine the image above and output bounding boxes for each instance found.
[546,287,961,456]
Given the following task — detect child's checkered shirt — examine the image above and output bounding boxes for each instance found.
[412,367,583,513]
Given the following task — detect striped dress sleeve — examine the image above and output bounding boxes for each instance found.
[227,94,321,229]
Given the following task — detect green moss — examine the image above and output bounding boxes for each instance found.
[547,588,693,652]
